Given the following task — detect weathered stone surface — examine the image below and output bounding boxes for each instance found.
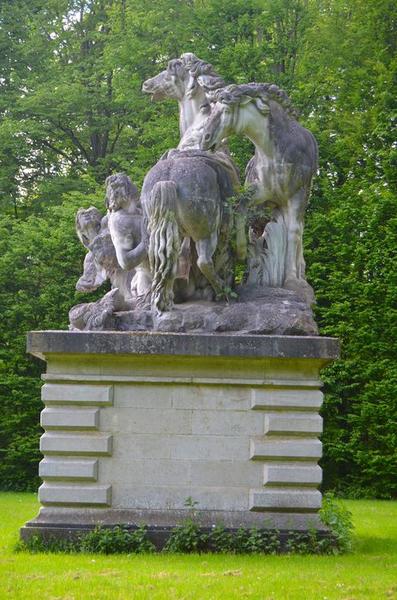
[41,408,99,430]
[42,383,113,406]
[200,81,318,305]
[40,432,113,456]
[111,485,249,512]
[263,464,322,486]
[74,206,134,306]
[64,53,325,333]
[27,334,335,524]
[113,287,318,335]
[251,388,324,410]
[23,335,338,538]
[249,489,322,512]
[28,331,339,361]
[39,483,111,506]
[250,438,322,461]
[39,459,98,481]
[264,413,323,436]
[69,289,122,332]
[22,507,326,536]
[26,332,339,531]
[70,287,319,335]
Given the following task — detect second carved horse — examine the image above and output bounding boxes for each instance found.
[201,83,318,304]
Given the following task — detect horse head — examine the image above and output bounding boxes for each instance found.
[142,54,225,103]
[142,58,189,101]
[200,84,275,152]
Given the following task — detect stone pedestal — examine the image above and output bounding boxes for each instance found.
[21,331,339,543]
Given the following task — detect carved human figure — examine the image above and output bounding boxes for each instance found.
[75,206,133,306]
[200,83,318,304]
[105,173,152,307]
[104,173,210,309]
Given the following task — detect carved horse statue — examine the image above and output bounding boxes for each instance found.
[141,55,244,313]
[140,152,235,313]
[200,83,318,304]
[140,55,241,312]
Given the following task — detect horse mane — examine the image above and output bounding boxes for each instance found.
[179,53,225,91]
[213,83,298,119]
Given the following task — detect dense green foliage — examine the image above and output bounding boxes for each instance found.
[0,0,396,496]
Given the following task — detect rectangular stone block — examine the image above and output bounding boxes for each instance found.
[115,384,172,409]
[251,388,323,411]
[250,438,322,461]
[100,459,191,487]
[114,434,249,462]
[40,408,99,430]
[172,386,250,411]
[264,464,322,486]
[39,483,111,506]
[111,485,249,512]
[249,488,322,512]
[171,435,249,461]
[40,432,112,456]
[42,383,113,406]
[264,413,322,436]
[114,434,173,460]
[191,410,262,436]
[39,458,98,481]
[190,461,262,488]
[101,407,192,435]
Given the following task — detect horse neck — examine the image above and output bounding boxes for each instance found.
[177,88,208,135]
[237,105,275,162]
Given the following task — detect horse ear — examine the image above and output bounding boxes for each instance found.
[168,59,184,77]
[254,97,270,113]
[186,73,197,97]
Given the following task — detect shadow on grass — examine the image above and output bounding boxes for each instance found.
[353,534,397,555]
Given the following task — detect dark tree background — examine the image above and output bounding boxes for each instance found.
[0,0,396,496]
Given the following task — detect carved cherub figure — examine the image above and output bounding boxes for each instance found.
[75,206,133,307]
[105,173,152,307]
[75,207,106,292]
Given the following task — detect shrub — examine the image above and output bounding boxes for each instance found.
[80,525,155,554]
[16,496,353,555]
[319,493,354,552]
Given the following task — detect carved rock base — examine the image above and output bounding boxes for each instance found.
[72,287,318,336]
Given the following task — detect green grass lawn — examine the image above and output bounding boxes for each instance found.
[0,493,396,599]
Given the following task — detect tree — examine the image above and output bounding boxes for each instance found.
[0,0,396,496]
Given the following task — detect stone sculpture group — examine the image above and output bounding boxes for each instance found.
[24,54,339,543]
[70,53,319,335]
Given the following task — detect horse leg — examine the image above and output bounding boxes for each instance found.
[195,232,224,297]
[284,190,314,304]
